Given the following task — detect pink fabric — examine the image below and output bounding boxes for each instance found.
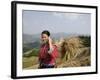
[39,44,59,64]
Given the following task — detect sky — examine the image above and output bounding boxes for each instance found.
[22,10,91,35]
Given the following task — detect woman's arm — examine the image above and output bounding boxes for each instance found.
[48,37,54,54]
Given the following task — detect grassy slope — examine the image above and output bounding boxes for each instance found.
[23,36,91,69]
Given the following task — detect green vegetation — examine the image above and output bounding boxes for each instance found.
[23,41,40,53]
[23,48,39,68]
[23,56,38,68]
[23,48,39,57]
[79,36,91,47]
[22,35,91,69]
[23,47,32,53]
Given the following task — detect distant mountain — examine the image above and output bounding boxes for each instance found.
[23,33,71,52]
[23,34,40,43]
[24,41,40,48]
[23,33,90,52]
[23,32,79,43]
[51,32,74,40]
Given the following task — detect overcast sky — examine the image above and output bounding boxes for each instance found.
[22,10,91,35]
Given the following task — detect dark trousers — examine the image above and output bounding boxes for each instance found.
[39,64,55,69]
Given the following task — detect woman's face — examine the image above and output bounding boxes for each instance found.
[41,34,49,44]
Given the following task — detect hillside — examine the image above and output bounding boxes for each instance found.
[23,33,90,52]
[23,36,91,69]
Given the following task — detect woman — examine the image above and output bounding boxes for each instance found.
[38,30,59,68]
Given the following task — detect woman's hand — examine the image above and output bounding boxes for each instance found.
[48,37,52,44]
[48,37,54,54]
